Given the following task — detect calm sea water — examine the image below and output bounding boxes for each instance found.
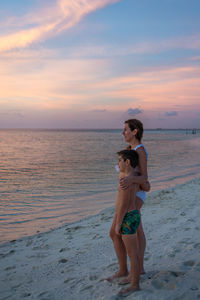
[0,129,200,244]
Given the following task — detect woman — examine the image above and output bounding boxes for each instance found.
[108,118,150,282]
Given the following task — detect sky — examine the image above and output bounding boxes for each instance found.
[0,0,200,129]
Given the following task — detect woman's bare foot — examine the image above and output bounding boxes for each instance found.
[106,271,128,283]
[118,286,140,297]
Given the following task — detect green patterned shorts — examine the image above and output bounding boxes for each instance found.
[121,209,140,235]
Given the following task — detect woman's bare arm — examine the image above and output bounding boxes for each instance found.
[119,147,150,191]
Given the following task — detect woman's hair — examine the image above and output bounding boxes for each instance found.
[124,119,143,142]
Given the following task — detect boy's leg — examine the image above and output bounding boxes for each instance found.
[107,214,128,280]
[119,219,145,285]
[120,234,140,293]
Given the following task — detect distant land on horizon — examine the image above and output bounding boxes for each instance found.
[0,128,199,132]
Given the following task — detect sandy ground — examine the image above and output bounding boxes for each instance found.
[1,178,200,300]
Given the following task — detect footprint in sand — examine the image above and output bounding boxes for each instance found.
[10,239,16,243]
[0,250,15,258]
[93,234,103,239]
[4,265,16,271]
[65,226,83,233]
[65,267,74,273]
[187,218,195,223]
[150,270,185,290]
[183,260,196,267]
[59,258,68,263]
[190,286,199,291]
[100,215,112,221]
[11,283,22,289]
[194,262,200,272]
[193,243,200,249]
[184,227,191,231]
[26,239,33,247]
[32,244,50,251]
[144,256,151,261]
[170,271,185,277]
[180,212,186,216]
[79,285,93,292]
[107,262,118,269]
[37,291,49,298]
[151,279,165,289]
[174,247,181,253]
[22,292,31,297]
[64,278,74,284]
[89,274,98,281]
[64,233,73,240]
[59,247,69,252]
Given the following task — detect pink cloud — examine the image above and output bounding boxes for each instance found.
[0,0,119,52]
[88,66,200,111]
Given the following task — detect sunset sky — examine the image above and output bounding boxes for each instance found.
[0,0,200,129]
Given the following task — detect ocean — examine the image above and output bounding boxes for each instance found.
[0,129,200,244]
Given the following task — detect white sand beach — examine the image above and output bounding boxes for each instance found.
[1,178,200,300]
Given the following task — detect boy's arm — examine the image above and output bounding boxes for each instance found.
[115,186,129,235]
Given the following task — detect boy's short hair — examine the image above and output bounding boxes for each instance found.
[117,149,139,168]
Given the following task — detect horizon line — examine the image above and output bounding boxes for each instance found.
[0,128,199,131]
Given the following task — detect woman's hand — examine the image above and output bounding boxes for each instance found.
[140,181,151,192]
[119,174,133,190]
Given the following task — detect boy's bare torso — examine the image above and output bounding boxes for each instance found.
[115,172,138,213]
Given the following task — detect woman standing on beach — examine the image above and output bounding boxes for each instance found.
[109,118,150,281]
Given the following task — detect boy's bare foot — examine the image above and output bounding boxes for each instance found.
[106,271,128,283]
[119,271,145,285]
[118,286,140,297]
[118,275,130,285]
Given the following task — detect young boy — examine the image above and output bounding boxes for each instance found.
[109,149,141,297]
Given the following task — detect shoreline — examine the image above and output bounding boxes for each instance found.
[0,177,199,247]
[1,177,200,299]
[0,190,117,246]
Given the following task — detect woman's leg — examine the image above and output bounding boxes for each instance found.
[136,196,146,274]
[137,218,146,274]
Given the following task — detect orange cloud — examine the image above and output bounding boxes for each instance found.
[0,0,119,52]
[0,24,57,52]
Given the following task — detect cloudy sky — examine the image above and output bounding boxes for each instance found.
[0,0,200,129]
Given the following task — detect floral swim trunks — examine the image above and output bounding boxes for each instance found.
[121,209,140,235]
